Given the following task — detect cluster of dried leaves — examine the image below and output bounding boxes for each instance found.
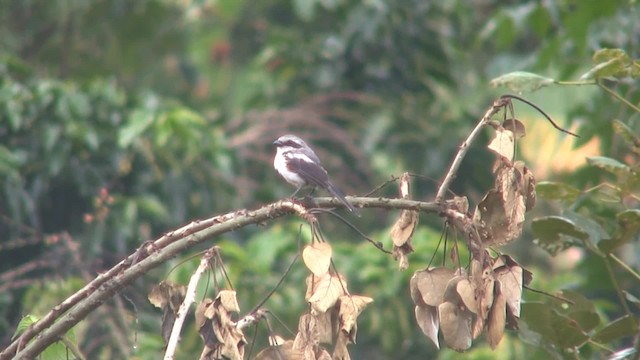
[149,281,247,359]
[256,240,373,360]
[397,116,539,351]
[410,254,532,351]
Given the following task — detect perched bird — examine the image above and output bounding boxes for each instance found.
[273,134,360,215]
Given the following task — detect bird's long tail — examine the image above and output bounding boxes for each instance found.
[326,182,361,216]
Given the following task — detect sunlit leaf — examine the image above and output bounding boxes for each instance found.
[490,71,555,93]
[303,242,333,277]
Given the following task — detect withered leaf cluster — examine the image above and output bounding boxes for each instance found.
[475,119,536,248]
[195,290,246,360]
[256,241,373,359]
[410,254,532,351]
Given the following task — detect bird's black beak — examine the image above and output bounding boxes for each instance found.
[273,140,282,146]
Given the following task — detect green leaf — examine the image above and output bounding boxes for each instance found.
[531,216,588,256]
[600,209,640,253]
[586,156,632,177]
[536,181,581,202]
[41,341,69,360]
[592,315,639,343]
[521,302,589,349]
[579,48,638,80]
[612,119,640,152]
[550,290,600,332]
[118,108,155,148]
[489,71,556,93]
[12,314,39,340]
[562,211,607,255]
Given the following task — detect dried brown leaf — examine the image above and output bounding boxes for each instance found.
[390,209,419,247]
[487,280,507,349]
[333,331,351,360]
[255,340,304,360]
[308,273,348,314]
[196,299,217,348]
[303,242,333,277]
[338,295,373,342]
[415,305,440,349]
[315,311,335,344]
[392,242,414,271]
[502,118,526,138]
[293,314,316,350]
[495,264,524,318]
[217,289,240,313]
[398,172,411,199]
[455,278,477,314]
[148,280,186,311]
[438,301,473,352]
[410,267,456,307]
[488,128,515,162]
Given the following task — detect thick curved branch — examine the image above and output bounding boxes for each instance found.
[5,197,442,360]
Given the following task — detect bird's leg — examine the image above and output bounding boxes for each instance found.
[307,186,317,197]
[290,186,303,198]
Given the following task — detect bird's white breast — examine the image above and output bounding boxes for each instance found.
[274,147,306,187]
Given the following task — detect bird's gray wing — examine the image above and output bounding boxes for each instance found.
[287,154,330,187]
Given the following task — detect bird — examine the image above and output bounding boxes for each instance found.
[273,134,360,215]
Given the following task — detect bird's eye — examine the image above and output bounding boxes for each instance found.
[286,140,301,148]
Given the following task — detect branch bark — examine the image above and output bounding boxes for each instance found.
[3,197,442,360]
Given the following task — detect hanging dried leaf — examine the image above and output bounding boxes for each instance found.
[438,301,473,352]
[196,299,217,348]
[196,296,247,360]
[148,280,186,311]
[415,305,440,349]
[303,242,333,277]
[517,162,537,211]
[255,340,304,360]
[410,267,456,307]
[494,263,524,318]
[315,310,335,345]
[307,273,348,314]
[293,314,317,351]
[473,187,524,246]
[338,295,373,343]
[487,280,507,349]
[392,242,413,271]
[454,278,478,314]
[502,118,526,138]
[333,331,351,360]
[488,128,515,162]
[217,290,240,313]
[148,281,186,345]
[390,210,419,247]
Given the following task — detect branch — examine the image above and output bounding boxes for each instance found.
[164,250,214,360]
[4,197,441,360]
[435,98,508,202]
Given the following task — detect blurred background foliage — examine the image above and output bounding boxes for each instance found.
[0,0,639,359]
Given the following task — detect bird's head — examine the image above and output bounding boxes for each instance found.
[273,134,308,150]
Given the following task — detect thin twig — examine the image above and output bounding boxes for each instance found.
[501,94,579,137]
[164,249,214,360]
[598,81,640,114]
